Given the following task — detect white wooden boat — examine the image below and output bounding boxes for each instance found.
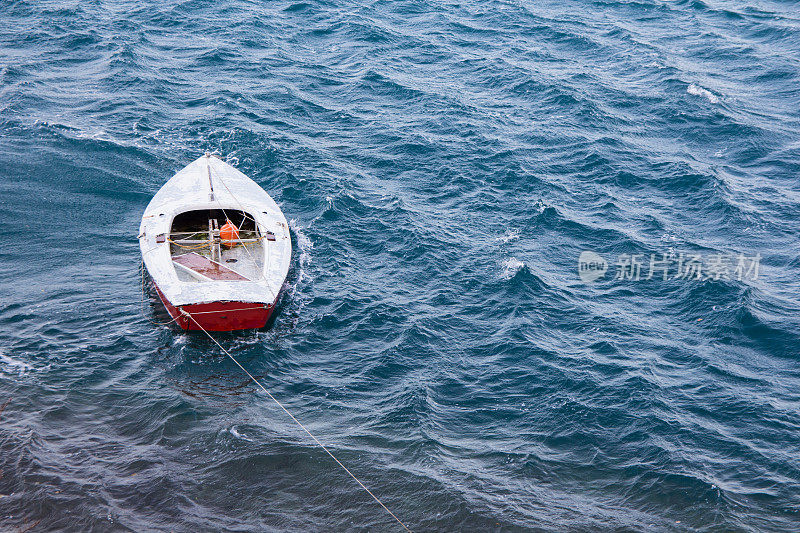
[139,154,291,331]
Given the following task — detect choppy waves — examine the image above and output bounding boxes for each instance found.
[1,0,799,530]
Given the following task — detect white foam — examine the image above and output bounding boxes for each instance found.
[500,257,525,280]
[687,84,719,104]
[172,335,188,347]
[290,218,313,269]
[288,218,314,295]
[496,229,520,244]
[229,425,253,441]
[0,352,34,376]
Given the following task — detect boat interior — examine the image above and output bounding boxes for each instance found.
[168,209,272,283]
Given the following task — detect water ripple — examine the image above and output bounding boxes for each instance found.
[1,0,799,530]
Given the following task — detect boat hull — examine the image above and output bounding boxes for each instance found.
[140,155,291,332]
[154,284,274,331]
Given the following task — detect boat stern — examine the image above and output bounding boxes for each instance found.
[155,286,273,331]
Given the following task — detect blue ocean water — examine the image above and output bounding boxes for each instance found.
[2,0,800,530]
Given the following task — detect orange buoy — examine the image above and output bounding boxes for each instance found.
[220,219,240,248]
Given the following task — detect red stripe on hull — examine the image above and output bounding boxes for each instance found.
[154,285,274,331]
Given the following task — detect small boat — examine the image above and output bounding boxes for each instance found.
[139,153,291,331]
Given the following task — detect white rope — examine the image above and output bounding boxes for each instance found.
[180,309,412,532]
[186,305,268,316]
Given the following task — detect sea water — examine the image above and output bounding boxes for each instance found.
[1,0,799,530]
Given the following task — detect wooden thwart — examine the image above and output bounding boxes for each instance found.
[173,252,250,281]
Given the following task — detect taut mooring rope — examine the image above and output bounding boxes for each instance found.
[180,309,412,532]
